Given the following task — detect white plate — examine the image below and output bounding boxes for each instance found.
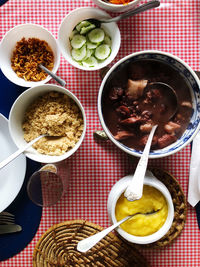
[0,114,26,213]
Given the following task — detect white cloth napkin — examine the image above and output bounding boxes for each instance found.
[188,131,200,207]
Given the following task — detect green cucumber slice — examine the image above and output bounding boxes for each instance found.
[88,28,105,43]
[69,29,78,40]
[71,34,86,49]
[80,24,96,35]
[82,56,98,68]
[104,35,112,46]
[86,41,98,49]
[84,49,93,60]
[95,44,111,60]
[89,48,95,56]
[72,45,87,61]
[76,21,91,32]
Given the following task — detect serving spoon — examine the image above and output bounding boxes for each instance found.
[124,82,178,201]
[0,134,47,170]
[88,0,160,27]
[39,64,66,87]
[77,210,159,253]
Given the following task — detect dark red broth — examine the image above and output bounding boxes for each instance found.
[102,59,193,150]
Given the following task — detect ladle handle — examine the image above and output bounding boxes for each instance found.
[103,0,160,23]
[124,125,158,201]
[77,216,131,253]
[0,135,44,170]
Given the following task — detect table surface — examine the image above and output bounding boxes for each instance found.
[0,0,200,266]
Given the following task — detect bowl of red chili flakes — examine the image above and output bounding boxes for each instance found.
[0,24,60,87]
[92,0,142,13]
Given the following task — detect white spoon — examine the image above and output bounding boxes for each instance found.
[0,135,46,170]
[77,210,158,253]
[124,82,179,201]
[124,125,158,201]
[77,215,132,253]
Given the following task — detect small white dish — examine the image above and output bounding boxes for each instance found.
[107,170,174,244]
[0,24,60,87]
[58,7,121,71]
[92,0,142,13]
[8,84,86,164]
[0,114,26,213]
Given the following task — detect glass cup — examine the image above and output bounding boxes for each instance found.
[27,161,70,207]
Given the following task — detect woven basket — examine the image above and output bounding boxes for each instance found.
[33,220,150,267]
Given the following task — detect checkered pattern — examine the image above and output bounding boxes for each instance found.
[0,0,200,266]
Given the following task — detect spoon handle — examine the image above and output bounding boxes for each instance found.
[77,216,131,253]
[39,64,66,87]
[0,135,45,170]
[102,0,160,23]
[124,125,158,201]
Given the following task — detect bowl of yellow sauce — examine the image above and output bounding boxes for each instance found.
[107,170,174,244]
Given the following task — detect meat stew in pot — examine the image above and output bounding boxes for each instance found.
[101,59,193,150]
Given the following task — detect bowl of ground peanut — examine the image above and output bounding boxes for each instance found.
[0,24,60,87]
[8,84,86,163]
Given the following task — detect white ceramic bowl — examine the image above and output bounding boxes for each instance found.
[92,0,142,13]
[107,170,174,244]
[8,84,86,164]
[98,50,200,158]
[0,24,60,87]
[58,7,121,71]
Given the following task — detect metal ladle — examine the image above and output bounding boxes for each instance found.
[124,82,178,201]
[88,0,160,27]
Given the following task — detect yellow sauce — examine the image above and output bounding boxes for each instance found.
[115,185,168,236]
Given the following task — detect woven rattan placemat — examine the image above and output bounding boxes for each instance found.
[33,220,149,267]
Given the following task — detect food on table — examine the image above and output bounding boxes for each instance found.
[102,59,193,150]
[102,0,134,4]
[11,37,54,81]
[22,91,84,156]
[69,20,112,67]
[115,185,168,236]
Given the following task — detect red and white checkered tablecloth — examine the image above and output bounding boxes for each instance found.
[1,0,200,266]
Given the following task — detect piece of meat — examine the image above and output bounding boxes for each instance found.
[109,87,124,101]
[157,134,177,149]
[114,131,134,141]
[181,101,192,109]
[120,116,143,126]
[141,110,153,119]
[174,113,185,123]
[126,79,148,100]
[116,105,131,117]
[164,121,181,134]
[144,88,162,104]
[138,135,158,148]
[140,123,153,133]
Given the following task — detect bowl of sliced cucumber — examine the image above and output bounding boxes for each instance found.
[58,7,121,71]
